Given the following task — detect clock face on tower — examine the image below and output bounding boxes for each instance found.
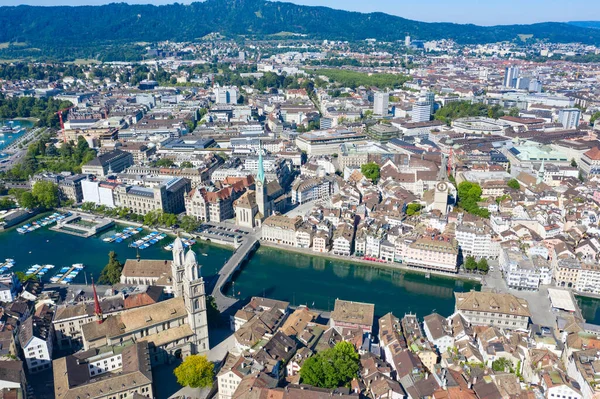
[256,180,262,188]
[437,182,448,192]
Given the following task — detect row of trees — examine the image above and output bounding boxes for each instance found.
[464,256,489,273]
[79,203,201,233]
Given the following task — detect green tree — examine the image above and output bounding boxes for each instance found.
[457,181,489,218]
[180,215,200,233]
[206,295,221,326]
[508,107,520,117]
[360,162,380,182]
[300,341,359,388]
[98,251,123,285]
[571,158,578,167]
[180,161,194,168]
[492,358,513,372]
[0,198,15,210]
[32,181,60,209]
[591,111,600,125]
[19,191,37,209]
[405,203,422,216]
[155,158,174,167]
[464,256,477,272]
[477,258,489,273]
[174,355,214,388]
[15,271,39,284]
[144,210,161,226]
[160,212,178,227]
[506,179,520,190]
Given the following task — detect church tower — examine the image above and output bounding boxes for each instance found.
[432,154,449,215]
[171,237,185,298]
[256,142,270,218]
[536,159,545,185]
[182,248,210,354]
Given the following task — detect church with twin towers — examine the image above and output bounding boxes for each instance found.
[81,236,209,364]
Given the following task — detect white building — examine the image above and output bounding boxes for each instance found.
[411,101,431,123]
[500,249,551,290]
[291,178,330,205]
[81,179,116,208]
[214,87,239,105]
[455,222,498,259]
[19,313,53,374]
[423,313,454,355]
[373,92,389,116]
[558,108,581,129]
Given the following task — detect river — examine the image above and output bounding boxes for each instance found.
[4,223,600,324]
[0,222,232,283]
[0,119,34,152]
[225,246,481,318]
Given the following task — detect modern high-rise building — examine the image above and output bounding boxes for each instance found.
[422,91,435,114]
[373,91,389,116]
[214,86,239,104]
[405,35,411,47]
[411,101,431,123]
[503,66,520,88]
[528,80,543,93]
[558,108,581,129]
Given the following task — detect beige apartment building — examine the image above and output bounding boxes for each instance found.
[261,214,303,246]
[454,291,530,330]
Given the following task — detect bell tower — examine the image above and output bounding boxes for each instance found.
[171,237,185,298]
[182,248,209,354]
[256,141,270,218]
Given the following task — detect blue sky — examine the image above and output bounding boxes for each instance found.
[2,0,598,26]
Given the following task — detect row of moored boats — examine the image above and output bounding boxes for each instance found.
[16,212,71,234]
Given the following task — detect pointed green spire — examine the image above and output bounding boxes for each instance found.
[257,140,265,184]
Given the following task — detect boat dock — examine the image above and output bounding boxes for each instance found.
[50,264,85,284]
[25,264,55,279]
[17,212,70,234]
[103,226,143,243]
[0,259,15,274]
[130,231,167,250]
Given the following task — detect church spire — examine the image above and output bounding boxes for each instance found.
[537,159,545,185]
[257,140,265,185]
[92,278,103,324]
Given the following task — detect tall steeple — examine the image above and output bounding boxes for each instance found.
[171,236,185,298]
[536,159,545,185]
[92,278,103,324]
[256,140,269,218]
[181,247,209,354]
[257,141,265,186]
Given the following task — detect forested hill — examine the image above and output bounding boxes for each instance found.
[1,0,600,46]
[569,21,600,30]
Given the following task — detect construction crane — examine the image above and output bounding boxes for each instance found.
[56,106,74,143]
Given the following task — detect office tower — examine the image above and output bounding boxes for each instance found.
[373,92,389,116]
[405,35,411,47]
[503,66,520,88]
[423,91,435,114]
[558,108,581,129]
[411,101,430,123]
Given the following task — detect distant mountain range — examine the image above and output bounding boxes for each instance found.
[1,0,600,47]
